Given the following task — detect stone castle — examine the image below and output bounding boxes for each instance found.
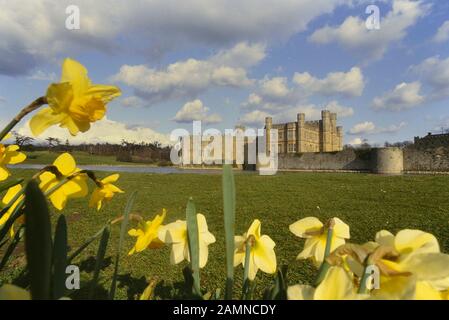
[413,132,449,149]
[265,110,343,154]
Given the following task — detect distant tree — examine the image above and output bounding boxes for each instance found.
[360,139,371,149]
[12,131,34,148]
[46,137,61,151]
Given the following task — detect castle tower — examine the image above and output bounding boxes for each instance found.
[265,117,272,155]
[321,110,331,152]
[330,113,337,150]
[296,113,305,153]
[336,126,343,151]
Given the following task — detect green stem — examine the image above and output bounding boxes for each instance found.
[0,97,47,141]
[242,238,252,299]
[314,225,334,286]
[357,259,372,294]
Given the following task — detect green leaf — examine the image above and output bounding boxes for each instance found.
[267,265,288,300]
[109,190,137,300]
[0,178,23,194]
[0,225,24,271]
[52,215,68,299]
[222,165,235,300]
[186,197,201,298]
[24,180,52,300]
[90,225,110,299]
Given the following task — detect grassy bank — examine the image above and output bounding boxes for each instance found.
[1,169,449,299]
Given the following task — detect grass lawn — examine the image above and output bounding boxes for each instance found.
[23,151,137,166]
[1,169,449,299]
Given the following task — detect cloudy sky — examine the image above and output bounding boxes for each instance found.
[0,0,448,146]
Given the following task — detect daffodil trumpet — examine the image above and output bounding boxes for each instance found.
[0,97,47,141]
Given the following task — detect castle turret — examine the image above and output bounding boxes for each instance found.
[321,110,331,152]
[296,113,305,153]
[330,113,337,150]
[336,126,343,151]
[265,117,272,155]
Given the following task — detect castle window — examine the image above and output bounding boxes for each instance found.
[288,130,295,140]
[278,144,283,153]
[288,143,296,153]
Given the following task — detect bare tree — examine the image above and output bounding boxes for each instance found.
[46,137,61,151]
[12,131,34,148]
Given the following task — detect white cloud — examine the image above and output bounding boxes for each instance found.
[433,20,449,43]
[309,0,429,61]
[0,0,353,76]
[172,99,222,124]
[411,56,449,100]
[372,82,425,111]
[17,117,169,145]
[349,121,376,134]
[349,121,406,134]
[112,42,261,105]
[293,67,364,97]
[348,137,363,146]
[239,100,353,127]
[325,100,354,117]
[238,110,271,127]
[27,70,57,81]
[259,77,290,99]
[120,96,146,108]
[241,67,364,112]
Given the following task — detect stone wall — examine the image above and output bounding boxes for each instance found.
[277,148,373,171]
[403,146,449,172]
[274,146,449,173]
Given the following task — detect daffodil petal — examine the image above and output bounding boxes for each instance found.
[61,58,90,96]
[253,235,277,275]
[53,153,76,176]
[289,217,323,238]
[394,229,440,256]
[332,217,350,239]
[375,230,395,247]
[287,285,314,300]
[314,267,354,300]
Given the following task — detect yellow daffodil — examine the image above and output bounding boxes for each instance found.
[38,152,88,210]
[234,219,277,280]
[288,266,361,300]
[30,58,121,136]
[139,279,157,300]
[289,217,350,267]
[158,213,216,268]
[369,229,449,300]
[0,144,26,181]
[0,184,24,238]
[0,284,30,300]
[89,174,124,211]
[128,209,166,255]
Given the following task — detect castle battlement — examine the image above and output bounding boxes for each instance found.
[265,110,343,154]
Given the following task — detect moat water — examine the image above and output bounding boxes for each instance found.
[12,164,229,174]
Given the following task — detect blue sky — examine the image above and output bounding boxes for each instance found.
[0,0,449,146]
